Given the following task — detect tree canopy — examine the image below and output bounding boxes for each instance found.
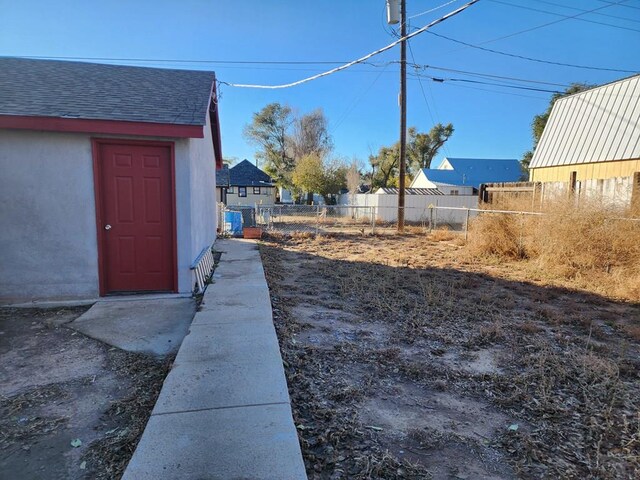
[407,123,454,171]
[243,103,295,188]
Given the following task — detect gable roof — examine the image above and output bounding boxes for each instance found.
[0,57,215,127]
[228,160,273,187]
[530,74,640,169]
[216,165,231,187]
[421,157,521,187]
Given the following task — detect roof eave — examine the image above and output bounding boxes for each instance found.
[0,114,204,138]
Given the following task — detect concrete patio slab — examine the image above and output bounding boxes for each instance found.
[122,404,305,480]
[68,298,195,357]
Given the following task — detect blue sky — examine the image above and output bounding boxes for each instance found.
[1,0,639,169]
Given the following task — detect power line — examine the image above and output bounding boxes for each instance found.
[408,0,460,19]
[488,0,640,33]
[425,31,639,73]
[531,0,640,24]
[478,0,634,45]
[224,0,480,89]
[418,64,571,87]
[596,0,640,10]
[0,55,355,65]
[407,71,563,93]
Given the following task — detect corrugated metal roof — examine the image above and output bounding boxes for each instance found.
[416,158,521,187]
[0,57,215,126]
[376,187,443,195]
[530,74,640,169]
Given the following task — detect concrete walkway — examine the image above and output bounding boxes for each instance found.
[122,239,307,480]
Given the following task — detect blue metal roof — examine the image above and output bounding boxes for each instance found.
[423,158,522,187]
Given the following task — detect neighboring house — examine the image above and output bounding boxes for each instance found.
[529,75,640,205]
[411,157,521,194]
[217,159,276,207]
[0,58,222,303]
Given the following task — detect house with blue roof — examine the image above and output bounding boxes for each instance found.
[410,157,523,194]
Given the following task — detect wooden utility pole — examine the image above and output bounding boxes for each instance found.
[398,0,407,232]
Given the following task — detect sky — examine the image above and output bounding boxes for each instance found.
[1,0,639,170]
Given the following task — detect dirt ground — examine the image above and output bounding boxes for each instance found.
[260,233,640,479]
[0,307,171,480]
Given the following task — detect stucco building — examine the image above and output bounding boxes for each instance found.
[0,58,222,303]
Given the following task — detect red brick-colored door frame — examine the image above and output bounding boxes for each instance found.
[92,138,178,296]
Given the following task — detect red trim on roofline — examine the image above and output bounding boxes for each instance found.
[210,77,224,170]
[0,115,204,138]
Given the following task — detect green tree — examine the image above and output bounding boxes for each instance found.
[407,123,454,171]
[521,83,594,175]
[291,154,326,204]
[321,160,347,204]
[369,145,399,189]
[243,103,294,188]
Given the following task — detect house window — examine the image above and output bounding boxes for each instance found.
[238,186,247,197]
[253,186,260,194]
[228,187,235,194]
[450,189,459,196]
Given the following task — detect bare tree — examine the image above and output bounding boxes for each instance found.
[291,108,333,161]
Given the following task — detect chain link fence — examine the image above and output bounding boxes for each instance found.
[218,203,549,237]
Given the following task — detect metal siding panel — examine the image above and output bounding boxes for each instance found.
[592,82,625,162]
[586,84,618,165]
[574,89,600,165]
[534,100,567,168]
[606,79,635,161]
[546,99,575,167]
[618,80,640,159]
[564,93,592,165]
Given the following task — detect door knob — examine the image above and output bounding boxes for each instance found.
[105,224,112,230]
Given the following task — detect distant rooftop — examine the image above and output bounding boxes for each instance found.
[227,160,273,187]
[420,157,522,187]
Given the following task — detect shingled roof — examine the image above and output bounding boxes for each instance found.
[0,57,216,126]
[228,160,273,187]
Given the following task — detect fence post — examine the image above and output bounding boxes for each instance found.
[371,206,376,235]
[429,205,434,232]
[465,208,470,241]
[315,205,320,236]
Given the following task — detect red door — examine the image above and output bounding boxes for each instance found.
[95,141,176,294]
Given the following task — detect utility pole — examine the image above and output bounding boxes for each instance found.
[398,0,407,232]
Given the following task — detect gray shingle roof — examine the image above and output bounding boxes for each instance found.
[216,165,230,187]
[0,57,215,126]
[229,160,273,186]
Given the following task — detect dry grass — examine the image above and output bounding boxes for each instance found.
[260,234,640,479]
[467,198,640,300]
[428,227,456,242]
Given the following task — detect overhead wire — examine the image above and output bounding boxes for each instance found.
[425,31,639,73]
[531,0,640,23]
[488,0,640,32]
[224,0,480,89]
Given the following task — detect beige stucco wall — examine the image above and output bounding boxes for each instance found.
[0,125,216,303]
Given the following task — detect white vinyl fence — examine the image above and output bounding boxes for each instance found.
[338,193,478,225]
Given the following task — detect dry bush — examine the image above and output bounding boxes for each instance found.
[429,227,455,242]
[466,197,640,300]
